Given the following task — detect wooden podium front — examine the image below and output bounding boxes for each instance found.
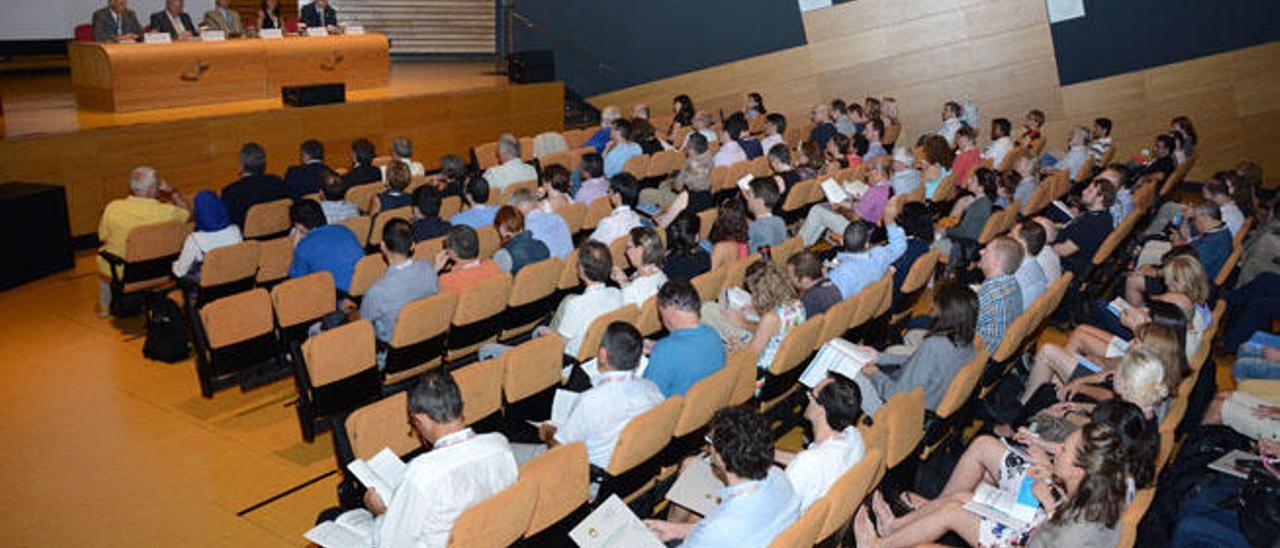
[69,34,390,112]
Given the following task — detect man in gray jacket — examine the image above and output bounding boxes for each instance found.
[91,0,144,42]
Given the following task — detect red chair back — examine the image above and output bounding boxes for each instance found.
[283,17,299,33]
[75,24,94,42]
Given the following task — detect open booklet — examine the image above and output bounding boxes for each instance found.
[665,456,724,517]
[1208,449,1264,479]
[799,338,878,388]
[1050,200,1075,221]
[962,479,1040,530]
[1135,240,1173,268]
[527,389,580,429]
[820,178,871,205]
[723,286,761,323]
[304,510,375,548]
[570,494,665,548]
[347,447,408,499]
[1105,297,1135,318]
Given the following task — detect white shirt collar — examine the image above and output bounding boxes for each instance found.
[433,428,476,449]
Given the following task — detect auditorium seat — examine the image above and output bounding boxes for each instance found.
[381,291,455,389]
[771,498,829,548]
[255,236,294,289]
[690,269,725,304]
[295,319,381,441]
[270,271,336,353]
[192,288,283,397]
[242,199,292,240]
[444,272,512,364]
[335,215,372,245]
[571,304,639,364]
[499,257,562,342]
[347,254,387,303]
[99,219,189,317]
[368,206,412,250]
[814,447,885,546]
[500,334,564,438]
[597,395,683,505]
[453,357,504,430]
[520,442,590,544]
[555,202,587,236]
[448,478,538,547]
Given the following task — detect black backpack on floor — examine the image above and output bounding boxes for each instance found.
[143,297,190,363]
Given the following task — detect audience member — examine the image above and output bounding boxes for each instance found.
[588,173,645,244]
[482,134,538,193]
[633,118,665,155]
[509,188,573,259]
[1011,219,1049,312]
[173,190,241,280]
[975,237,1024,352]
[434,225,501,294]
[788,251,841,317]
[776,375,866,510]
[287,200,363,294]
[745,178,786,253]
[643,280,726,397]
[372,162,413,213]
[982,117,1013,168]
[573,152,610,205]
[759,113,787,155]
[97,167,191,315]
[449,176,499,229]
[611,227,667,306]
[709,201,751,270]
[410,185,450,243]
[318,172,358,223]
[586,106,622,153]
[381,137,426,180]
[950,126,981,187]
[221,142,287,227]
[491,206,549,275]
[283,139,332,200]
[603,119,643,178]
[937,100,963,145]
[548,241,624,357]
[662,212,712,280]
[920,135,955,200]
[890,202,935,306]
[889,145,922,196]
[538,164,574,211]
[714,117,749,167]
[360,219,439,362]
[343,138,382,188]
[829,214,907,299]
[809,103,838,149]
[1089,117,1113,165]
[863,119,888,161]
[1051,178,1115,277]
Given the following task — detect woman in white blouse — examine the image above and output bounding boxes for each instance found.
[173,190,243,279]
[612,226,667,306]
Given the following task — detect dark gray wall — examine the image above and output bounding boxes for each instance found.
[511,0,807,97]
[1051,0,1280,85]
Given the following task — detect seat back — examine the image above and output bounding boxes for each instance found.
[447,479,538,547]
[412,236,446,261]
[636,296,663,337]
[302,319,377,388]
[874,388,924,468]
[606,396,683,476]
[723,253,762,291]
[574,304,640,362]
[646,150,684,179]
[814,298,858,352]
[540,150,573,171]
[117,220,188,284]
[899,249,939,295]
[770,236,803,266]
[200,288,275,351]
[727,347,761,407]
[454,358,505,426]
[690,269,725,304]
[582,197,612,230]
[508,257,562,308]
[383,291,457,385]
[344,392,419,461]
[622,154,651,179]
[977,207,1012,245]
[997,144,1023,172]
[345,184,384,214]
[697,208,718,241]
[780,178,818,215]
[447,272,513,360]
[767,315,824,376]
[194,287,279,397]
[347,254,387,299]
[242,199,292,240]
[556,202,588,235]
[335,215,372,245]
[609,234,630,270]
[368,207,413,248]
[255,236,293,286]
[556,247,583,291]
[199,240,261,289]
[1214,244,1243,288]
[476,225,501,259]
[770,498,829,548]
[816,448,885,543]
[501,334,566,403]
[521,442,591,537]
[673,364,736,437]
[935,346,989,420]
[499,180,539,204]
[473,141,500,170]
[270,271,336,336]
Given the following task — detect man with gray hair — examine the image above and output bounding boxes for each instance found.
[355,370,517,547]
[509,188,573,259]
[97,166,190,316]
[482,134,537,193]
[587,105,622,152]
[380,137,425,181]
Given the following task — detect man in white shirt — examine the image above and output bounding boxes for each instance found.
[365,370,518,548]
[547,241,624,357]
[380,137,426,181]
[776,375,866,511]
[482,134,538,193]
[938,101,963,146]
[759,113,787,156]
[588,173,644,244]
[1089,117,1113,164]
[1011,221,1049,313]
[982,117,1013,169]
[1205,178,1245,237]
[539,322,664,469]
[713,128,748,167]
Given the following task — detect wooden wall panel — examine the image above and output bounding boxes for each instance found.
[591,0,1280,184]
[0,82,562,236]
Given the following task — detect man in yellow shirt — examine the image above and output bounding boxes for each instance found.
[98,166,190,317]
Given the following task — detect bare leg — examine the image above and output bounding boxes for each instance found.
[877,497,982,548]
[1202,391,1230,425]
[940,435,1006,497]
[1022,344,1076,403]
[1065,325,1114,359]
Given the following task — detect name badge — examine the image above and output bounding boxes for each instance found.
[143,32,172,44]
[259,28,283,39]
[344,25,364,35]
[306,27,329,37]
[201,30,226,41]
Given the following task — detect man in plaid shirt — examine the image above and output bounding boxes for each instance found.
[976,237,1024,352]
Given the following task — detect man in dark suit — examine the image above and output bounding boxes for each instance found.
[148,0,199,40]
[91,0,144,42]
[222,143,288,228]
[300,0,338,29]
[343,138,383,188]
[283,139,335,200]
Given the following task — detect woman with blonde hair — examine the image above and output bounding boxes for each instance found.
[703,261,806,371]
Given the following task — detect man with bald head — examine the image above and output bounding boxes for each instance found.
[97,167,191,316]
[149,0,198,40]
[92,0,144,42]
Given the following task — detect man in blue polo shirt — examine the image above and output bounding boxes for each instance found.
[287,200,364,294]
[644,279,726,397]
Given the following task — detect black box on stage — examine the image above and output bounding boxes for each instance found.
[282,83,346,107]
[0,182,73,290]
[509,50,555,83]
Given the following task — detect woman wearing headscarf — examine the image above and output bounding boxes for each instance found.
[173,190,244,279]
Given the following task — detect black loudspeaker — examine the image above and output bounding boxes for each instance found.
[0,182,73,290]
[509,50,555,83]
[282,83,346,107]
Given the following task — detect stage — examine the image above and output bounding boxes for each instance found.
[0,60,564,236]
